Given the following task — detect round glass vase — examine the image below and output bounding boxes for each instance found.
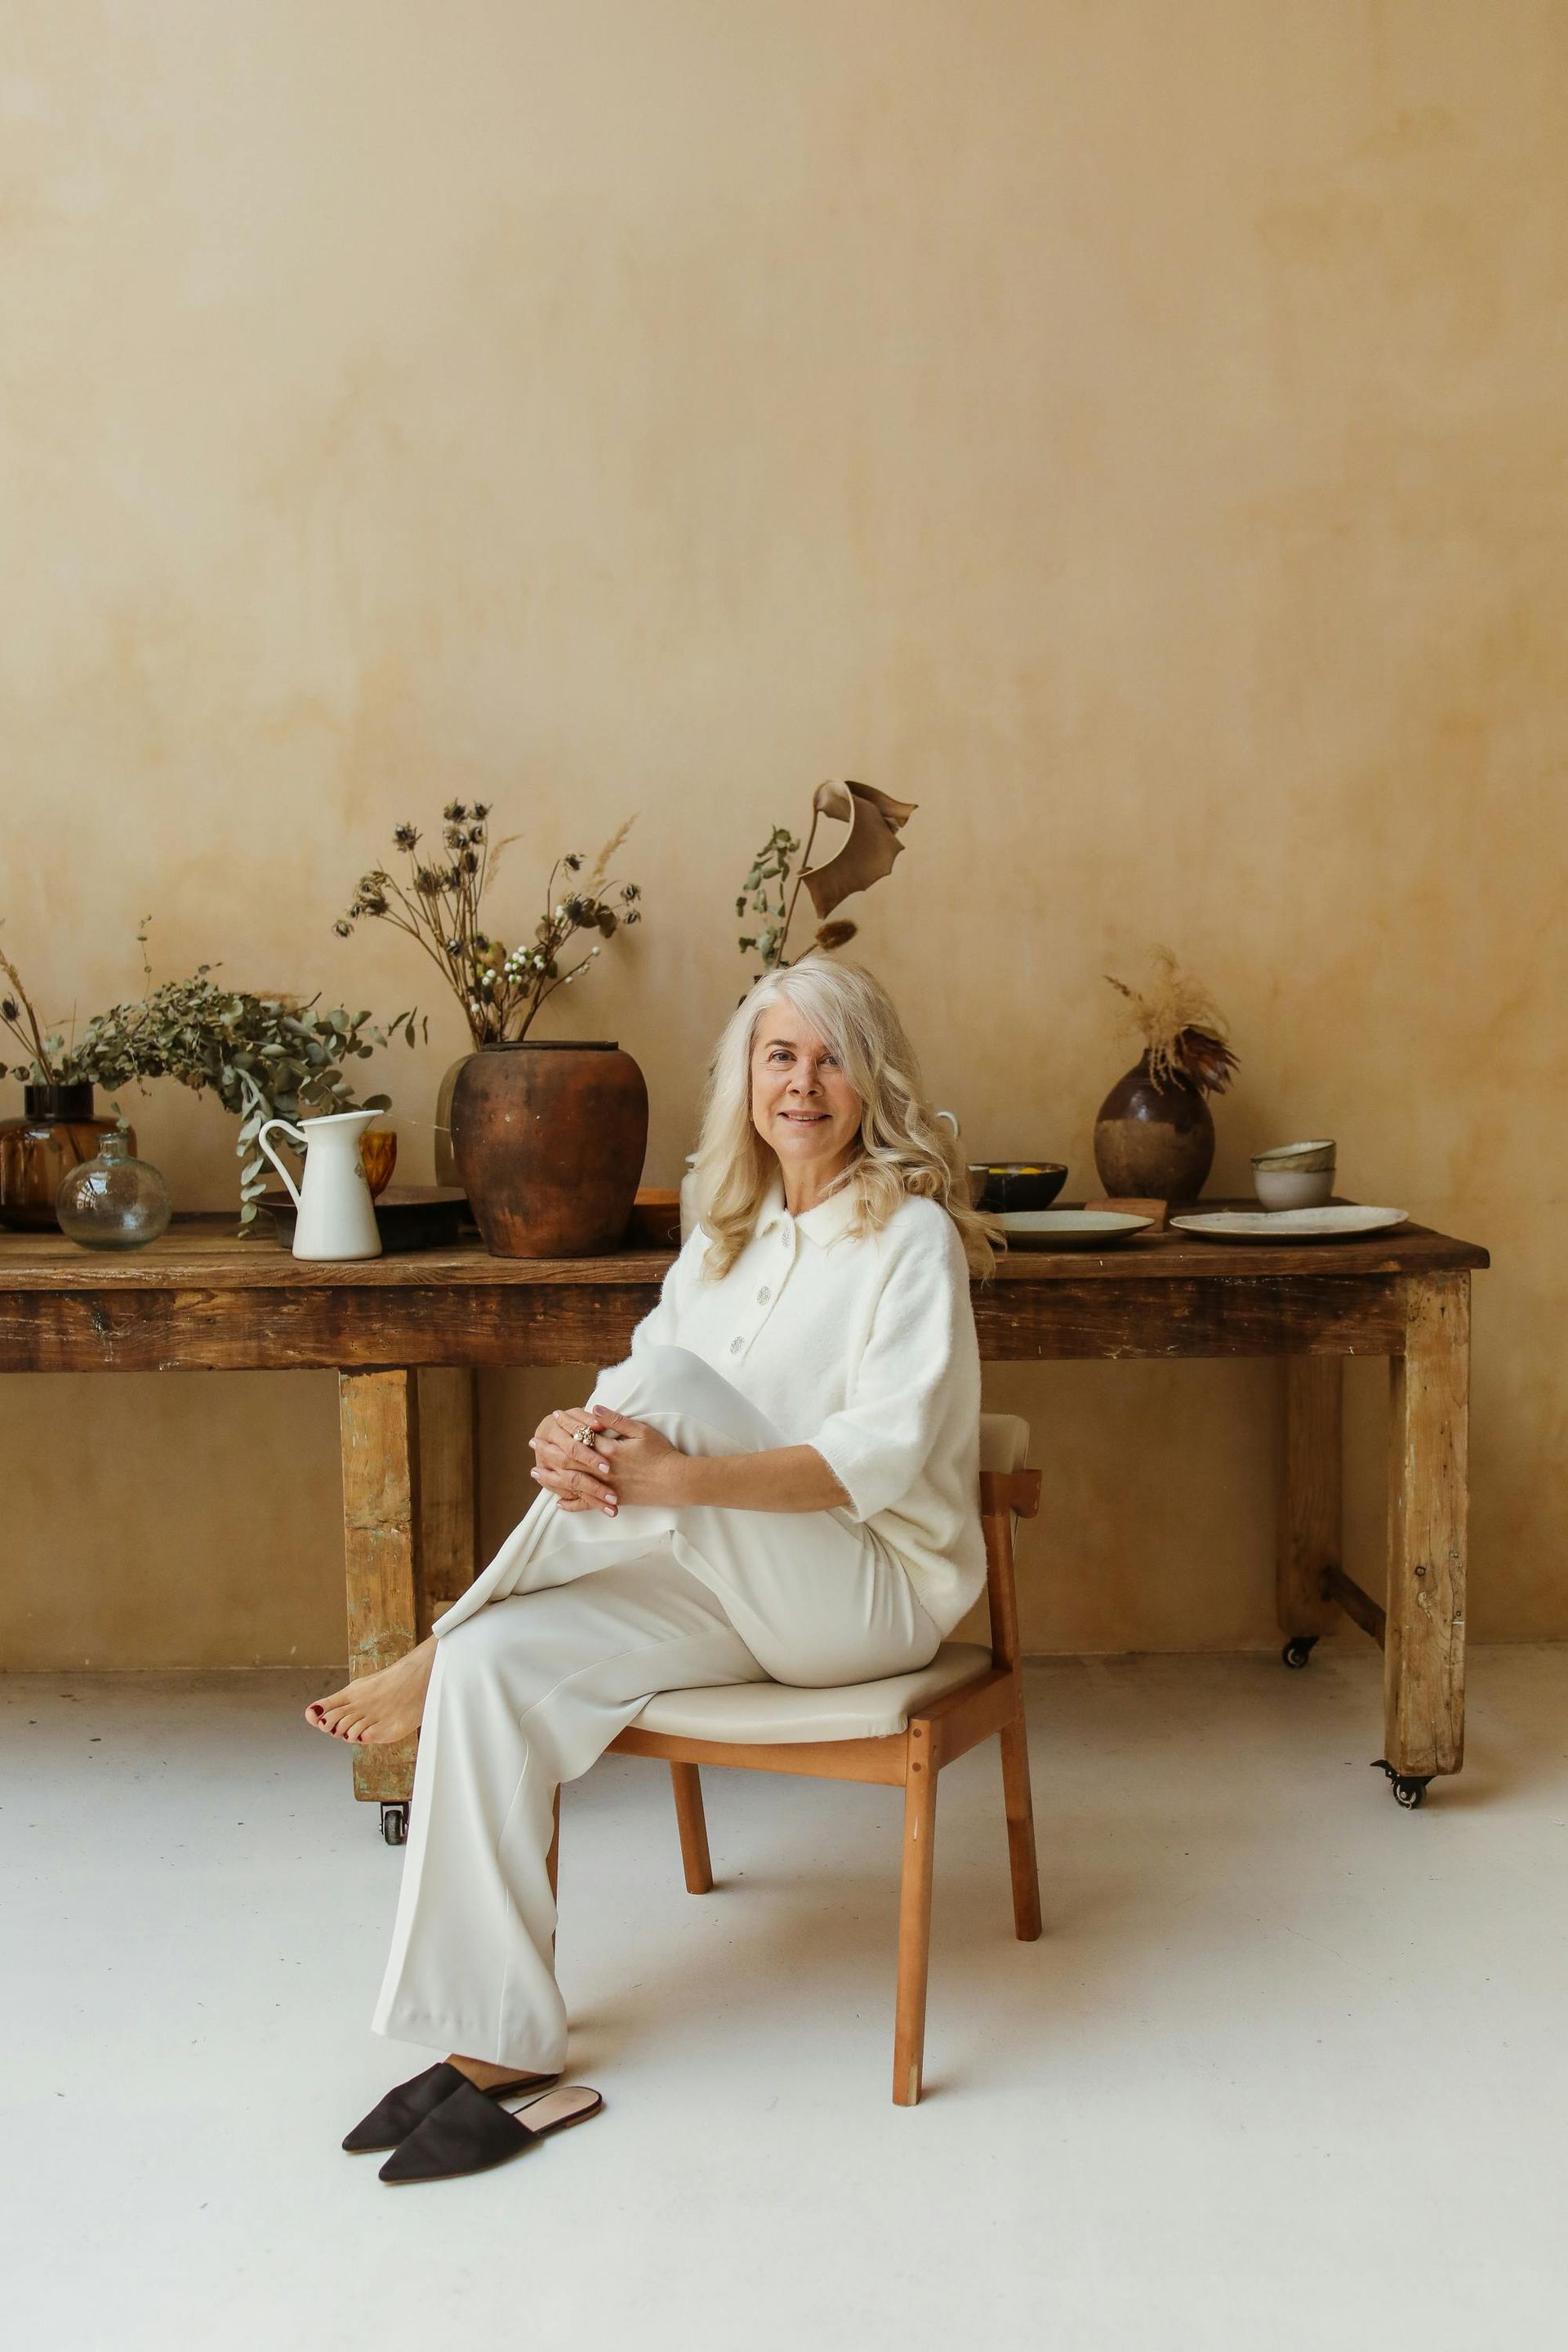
[55,1129,173,1250]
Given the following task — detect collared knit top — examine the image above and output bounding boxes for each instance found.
[626,1172,985,1637]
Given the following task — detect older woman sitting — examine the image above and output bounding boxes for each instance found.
[309,953,999,2178]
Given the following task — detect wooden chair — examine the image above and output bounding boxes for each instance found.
[603,1413,1042,2104]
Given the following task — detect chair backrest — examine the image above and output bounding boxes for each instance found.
[977,1411,1040,1671]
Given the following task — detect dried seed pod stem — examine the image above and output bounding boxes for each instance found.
[337,804,644,1046]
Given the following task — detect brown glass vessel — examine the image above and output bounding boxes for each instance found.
[0,1084,133,1231]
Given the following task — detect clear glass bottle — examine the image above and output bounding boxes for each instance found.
[55,1128,173,1250]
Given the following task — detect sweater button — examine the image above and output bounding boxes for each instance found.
[757,1285,771,1303]
[729,1336,743,1354]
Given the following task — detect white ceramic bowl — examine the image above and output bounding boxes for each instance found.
[1254,1165,1334,1210]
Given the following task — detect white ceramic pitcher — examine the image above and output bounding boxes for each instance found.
[256,1107,383,1261]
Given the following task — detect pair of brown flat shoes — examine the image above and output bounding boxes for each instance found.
[343,2060,604,2183]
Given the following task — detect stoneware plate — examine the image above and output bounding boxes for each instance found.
[1170,1207,1409,1243]
[999,1210,1154,1250]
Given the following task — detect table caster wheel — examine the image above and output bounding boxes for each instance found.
[1281,1637,1318,1669]
[1372,1760,1429,1810]
[381,1802,409,1846]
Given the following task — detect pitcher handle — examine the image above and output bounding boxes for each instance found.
[256,1117,307,1209]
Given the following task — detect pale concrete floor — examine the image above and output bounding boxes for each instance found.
[3,1646,1566,2352]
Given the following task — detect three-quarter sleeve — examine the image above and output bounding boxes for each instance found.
[804,1209,975,1525]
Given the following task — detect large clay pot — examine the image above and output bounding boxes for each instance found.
[0,1084,132,1230]
[1093,1053,1214,1202]
[451,1041,648,1258]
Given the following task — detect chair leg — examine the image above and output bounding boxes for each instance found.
[669,1762,714,1894]
[999,1707,1041,1942]
[893,1721,938,2106]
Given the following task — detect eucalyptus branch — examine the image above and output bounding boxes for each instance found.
[774,809,822,967]
[735,824,803,969]
[68,954,420,1230]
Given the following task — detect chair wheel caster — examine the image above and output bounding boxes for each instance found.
[1281,1637,1318,1669]
[380,1802,410,1846]
[1372,1760,1429,1809]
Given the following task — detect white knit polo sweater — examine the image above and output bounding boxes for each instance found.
[624,1173,985,1637]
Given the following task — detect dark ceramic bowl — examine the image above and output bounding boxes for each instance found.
[968,1161,1068,1214]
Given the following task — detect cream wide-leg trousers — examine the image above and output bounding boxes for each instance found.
[371,1343,940,2071]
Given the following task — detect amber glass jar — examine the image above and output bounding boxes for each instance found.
[0,1084,132,1231]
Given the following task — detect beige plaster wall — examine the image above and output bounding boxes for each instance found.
[2,0,1563,1668]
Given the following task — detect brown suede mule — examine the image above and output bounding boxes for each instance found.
[342,2061,559,2154]
[378,2082,604,2184]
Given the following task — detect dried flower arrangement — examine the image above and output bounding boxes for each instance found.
[1,932,89,1085]
[1103,947,1239,1095]
[737,781,915,969]
[337,803,643,1045]
[3,923,416,1227]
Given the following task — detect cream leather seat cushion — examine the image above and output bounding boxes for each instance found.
[632,1640,992,1744]
[629,1411,1029,1747]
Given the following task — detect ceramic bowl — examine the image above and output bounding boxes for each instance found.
[1253,1164,1334,1210]
[968,1162,1067,1213]
[1253,1138,1336,1173]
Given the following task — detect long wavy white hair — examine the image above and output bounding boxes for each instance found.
[688,953,1004,1279]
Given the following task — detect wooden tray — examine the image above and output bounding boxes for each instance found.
[260,1185,470,1255]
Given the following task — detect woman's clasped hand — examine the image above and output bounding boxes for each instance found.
[528,1404,681,1515]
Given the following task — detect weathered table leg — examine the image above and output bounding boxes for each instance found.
[337,1367,481,1811]
[1383,1273,1469,1784]
[1277,1356,1343,1660]
[415,1367,480,1633]
[340,1369,422,1806]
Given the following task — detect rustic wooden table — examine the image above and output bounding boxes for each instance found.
[0,1209,1488,1829]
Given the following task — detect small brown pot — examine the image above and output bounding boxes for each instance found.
[1093,1054,1214,1203]
[0,1084,134,1231]
[451,1041,648,1258]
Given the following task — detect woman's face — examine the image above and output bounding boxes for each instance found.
[749,1000,862,1189]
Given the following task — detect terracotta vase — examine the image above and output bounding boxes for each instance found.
[1093,1053,1214,1203]
[0,1084,132,1231]
[451,1041,648,1258]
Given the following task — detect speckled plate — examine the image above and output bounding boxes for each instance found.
[998,1210,1154,1250]
[1170,1207,1408,1243]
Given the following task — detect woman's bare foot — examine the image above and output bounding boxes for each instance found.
[447,2054,555,2092]
[306,1637,436,1745]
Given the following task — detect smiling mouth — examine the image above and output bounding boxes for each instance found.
[780,1111,829,1124]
